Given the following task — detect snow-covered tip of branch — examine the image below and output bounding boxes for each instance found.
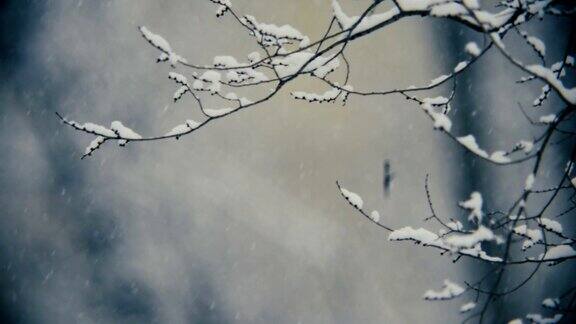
[525,313,563,324]
[518,30,546,60]
[533,84,551,107]
[525,64,576,105]
[57,113,143,156]
[58,115,117,138]
[169,71,206,101]
[338,185,363,209]
[83,136,106,158]
[524,59,571,106]
[423,279,465,301]
[210,0,231,6]
[209,0,231,17]
[164,120,200,138]
[173,86,189,102]
[444,226,494,250]
[168,71,190,86]
[459,191,483,223]
[139,26,186,67]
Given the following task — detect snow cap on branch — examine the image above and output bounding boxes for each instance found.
[526,65,576,104]
[110,121,142,146]
[370,210,380,223]
[514,140,534,154]
[292,88,347,104]
[460,302,476,313]
[205,107,235,117]
[213,56,241,68]
[199,70,222,94]
[459,191,483,223]
[331,0,400,35]
[525,313,563,324]
[389,227,441,246]
[164,120,200,138]
[456,135,511,164]
[242,15,310,48]
[423,279,465,300]
[539,114,556,124]
[139,26,186,67]
[445,226,494,249]
[62,119,116,138]
[513,224,543,250]
[84,136,106,157]
[338,185,363,209]
[538,245,576,265]
[110,121,141,140]
[518,30,546,59]
[542,298,560,310]
[525,173,535,191]
[272,52,340,78]
[421,102,452,131]
[539,218,563,236]
[465,41,481,56]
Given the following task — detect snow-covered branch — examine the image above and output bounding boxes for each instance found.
[58,0,576,322]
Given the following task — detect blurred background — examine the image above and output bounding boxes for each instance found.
[0,0,574,323]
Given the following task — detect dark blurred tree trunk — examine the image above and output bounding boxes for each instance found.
[433,20,500,322]
[435,15,576,322]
